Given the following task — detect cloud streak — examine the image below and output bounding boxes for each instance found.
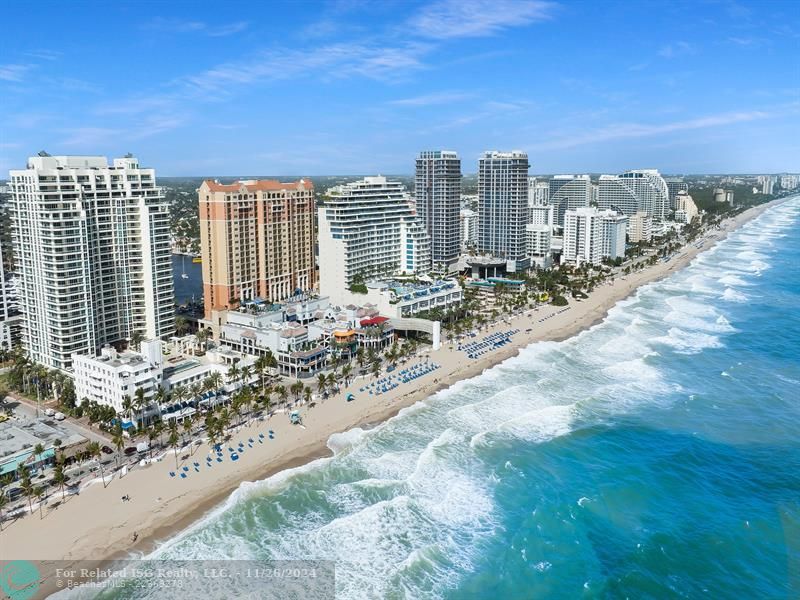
[0,64,35,82]
[658,41,695,58]
[181,42,431,92]
[410,0,555,39]
[536,109,779,150]
[389,91,472,106]
[144,17,250,37]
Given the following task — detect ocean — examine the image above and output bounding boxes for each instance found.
[97,199,800,598]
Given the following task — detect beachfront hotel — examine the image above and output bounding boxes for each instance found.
[198,178,316,321]
[665,177,688,209]
[8,154,175,371]
[563,207,628,266]
[627,211,653,243]
[72,340,164,416]
[477,151,530,270]
[548,175,592,229]
[598,169,670,221]
[674,190,699,224]
[317,176,432,306]
[415,151,462,272]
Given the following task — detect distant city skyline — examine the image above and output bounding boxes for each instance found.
[2,0,799,175]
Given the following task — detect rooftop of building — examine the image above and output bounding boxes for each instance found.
[16,154,146,172]
[201,178,312,193]
[0,413,86,470]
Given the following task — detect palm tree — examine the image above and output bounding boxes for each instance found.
[182,417,193,448]
[34,486,44,519]
[175,316,189,336]
[227,363,241,387]
[316,373,327,396]
[356,347,365,370]
[111,425,125,469]
[342,364,352,387]
[168,429,180,469]
[20,474,35,515]
[86,441,106,487]
[32,443,45,472]
[254,355,268,389]
[189,382,202,403]
[326,372,338,395]
[240,365,253,387]
[0,491,8,531]
[53,463,67,500]
[148,428,158,459]
[122,395,134,425]
[276,385,288,409]
[207,371,223,393]
[134,387,148,429]
[52,438,62,462]
[303,386,312,405]
[290,381,304,405]
[172,385,187,406]
[130,331,144,351]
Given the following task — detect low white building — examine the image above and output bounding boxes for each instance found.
[72,340,163,415]
[335,279,463,319]
[72,338,252,421]
[526,223,551,259]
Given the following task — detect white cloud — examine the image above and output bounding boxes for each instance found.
[0,64,35,82]
[536,109,777,150]
[144,17,249,37]
[23,50,61,61]
[658,41,695,58]
[390,91,472,106]
[60,127,121,147]
[182,42,430,92]
[410,0,555,39]
[208,21,250,37]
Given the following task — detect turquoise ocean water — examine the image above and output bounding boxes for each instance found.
[87,198,800,598]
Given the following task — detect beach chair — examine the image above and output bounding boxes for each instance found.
[180,473,187,479]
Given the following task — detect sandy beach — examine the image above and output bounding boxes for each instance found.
[0,199,784,596]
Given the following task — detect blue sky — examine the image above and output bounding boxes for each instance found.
[1,0,798,175]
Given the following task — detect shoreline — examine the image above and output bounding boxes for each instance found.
[1,198,787,598]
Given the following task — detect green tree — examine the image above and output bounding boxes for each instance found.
[32,443,45,472]
[0,490,7,531]
[175,316,189,336]
[20,472,35,515]
[53,463,67,500]
[169,428,180,469]
[112,425,125,469]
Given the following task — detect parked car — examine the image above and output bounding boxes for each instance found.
[124,447,136,456]
[101,445,113,454]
